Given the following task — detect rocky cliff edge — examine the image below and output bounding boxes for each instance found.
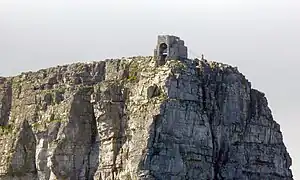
[0,57,293,180]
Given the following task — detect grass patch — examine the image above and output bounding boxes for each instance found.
[0,124,14,135]
[169,60,187,71]
[127,61,140,83]
[158,91,168,101]
[47,119,66,124]
[31,122,44,129]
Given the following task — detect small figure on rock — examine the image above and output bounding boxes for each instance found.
[201,54,207,62]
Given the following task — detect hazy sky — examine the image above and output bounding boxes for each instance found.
[0,0,299,178]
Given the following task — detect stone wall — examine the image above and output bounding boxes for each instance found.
[154,35,188,64]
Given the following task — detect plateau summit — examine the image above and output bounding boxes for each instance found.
[0,35,293,180]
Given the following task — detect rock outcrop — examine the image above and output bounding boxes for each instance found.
[0,57,293,179]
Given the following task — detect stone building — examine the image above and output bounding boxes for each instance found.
[154,35,188,66]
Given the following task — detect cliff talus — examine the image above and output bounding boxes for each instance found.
[0,57,293,179]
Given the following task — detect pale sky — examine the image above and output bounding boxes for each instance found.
[0,0,299,178]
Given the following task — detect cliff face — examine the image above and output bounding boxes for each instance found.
[0,57,293,180]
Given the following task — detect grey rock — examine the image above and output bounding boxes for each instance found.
[147,85,160,99]
[0,57,293,180]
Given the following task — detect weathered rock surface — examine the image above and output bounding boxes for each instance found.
[0,57,293,179]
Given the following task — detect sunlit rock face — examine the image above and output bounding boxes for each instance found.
[0,57,293,180]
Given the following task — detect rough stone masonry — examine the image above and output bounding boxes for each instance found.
[0,36,294,180]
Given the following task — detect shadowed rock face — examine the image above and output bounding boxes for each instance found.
[0,57,293,180]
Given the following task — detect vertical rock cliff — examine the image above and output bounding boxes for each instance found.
[0,57,293,179]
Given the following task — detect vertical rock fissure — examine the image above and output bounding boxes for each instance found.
[201,75,220,179]
[86,105,98,179]
[0,80,12,126]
